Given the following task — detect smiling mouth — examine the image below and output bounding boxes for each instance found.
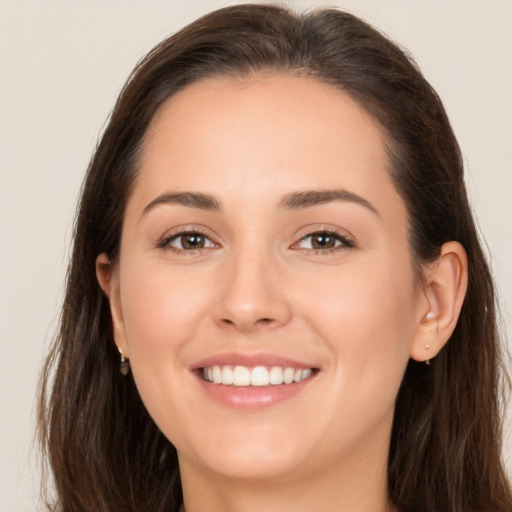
[201,365,316,387]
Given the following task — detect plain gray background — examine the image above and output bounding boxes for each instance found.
[1,1,511,510]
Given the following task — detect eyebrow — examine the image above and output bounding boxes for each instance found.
[279,189,379,215]
[141,188,378,217]
[142,192,221,216]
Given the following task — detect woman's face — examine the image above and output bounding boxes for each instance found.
[105,74,428,483]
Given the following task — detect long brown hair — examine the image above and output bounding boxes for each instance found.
[39,4,512,511]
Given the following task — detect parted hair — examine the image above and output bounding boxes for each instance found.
[39,4,512,511]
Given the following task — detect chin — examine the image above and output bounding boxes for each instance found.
[191,449,306,482]
[175,421,313,482]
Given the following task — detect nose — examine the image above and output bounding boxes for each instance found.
[212,247,292,332]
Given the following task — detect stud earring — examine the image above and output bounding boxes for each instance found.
[118,347,130,376]
[426,311,435,320]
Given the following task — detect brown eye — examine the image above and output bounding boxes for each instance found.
[310,233,337,249]
[167,232,215,250]
[296,231,353,251]
[181,233,206,249]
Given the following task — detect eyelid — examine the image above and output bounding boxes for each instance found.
[156,225,220,252]
[291,226,356,252]
[154,224,355,254]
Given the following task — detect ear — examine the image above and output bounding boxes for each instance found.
[410,241,468,363]
[96,253,128,357]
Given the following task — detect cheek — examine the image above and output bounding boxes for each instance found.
[119,260,214,370]
[298,254,416,391]
[304,258,414,333]
[117,261,214,441]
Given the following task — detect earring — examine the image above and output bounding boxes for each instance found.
[118,347,130,376]
[425,344,431,365]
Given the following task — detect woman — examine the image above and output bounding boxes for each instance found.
[38,4,512,512]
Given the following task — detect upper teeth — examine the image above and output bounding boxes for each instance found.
[202,365,313,387]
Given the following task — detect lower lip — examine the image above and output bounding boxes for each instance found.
[196,373,316,410]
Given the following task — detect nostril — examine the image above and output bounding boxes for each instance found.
[219,316,275,330]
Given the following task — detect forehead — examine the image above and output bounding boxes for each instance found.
[130,73,404,226]
[144,73,387,166]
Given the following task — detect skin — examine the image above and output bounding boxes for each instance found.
[97,74,467,512]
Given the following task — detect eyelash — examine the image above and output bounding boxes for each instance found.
[157,229,217,254]
[156,228,355,255]
[292,229,355,254]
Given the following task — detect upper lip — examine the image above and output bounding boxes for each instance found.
[190,352,318,371]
